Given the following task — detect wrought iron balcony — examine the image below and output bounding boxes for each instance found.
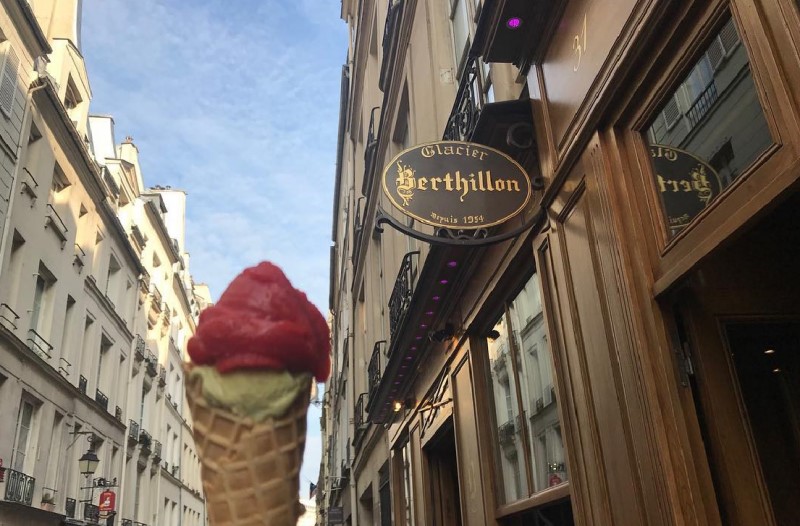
[367,342,384,403]
[73,243,86,271]
[115,405,123,422]
[79,375,88,395]
[26,328,53,361]
[58,357,71,378]
[121,520,132,526]
[134,335,145,361]
[3,468,35,505]
[139,429,152,452]
[145,350,157,377]
[498,420,516,447]
[149,284,163,311]
[443,56,483,142]
[65,497,76,518]
[389,251,420,340]
[95,389,109,411]
[128,420,139,443]
[45,203,68,247]
[158,365,166,387]
[153,440,162,460]
[687,81,719,129]
[0,303,19,331]
[171,464,180,478]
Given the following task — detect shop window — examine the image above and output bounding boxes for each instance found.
[485,272,568,506]
[644,15,771,237]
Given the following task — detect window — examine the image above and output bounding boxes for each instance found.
[43,412,64,494]
[64,75,82,112]
[96,333,112,393]
[106,255,121,305]
[449,0,471,75]
[485,272,568,505]
[11,396,38,473]
[30,263,56,337]
[645,15,770,237]
[0,41,20,118]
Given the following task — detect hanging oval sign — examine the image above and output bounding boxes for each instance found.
[382,141,531,229]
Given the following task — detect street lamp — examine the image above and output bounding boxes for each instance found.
[78,449,100,476]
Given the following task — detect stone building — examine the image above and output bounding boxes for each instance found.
[324,0,800,525]
[0,2,206,525]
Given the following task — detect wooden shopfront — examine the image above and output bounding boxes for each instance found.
[514,0,800,524]
[371,0,800,524]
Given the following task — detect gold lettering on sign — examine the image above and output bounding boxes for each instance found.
[573,13,587,72]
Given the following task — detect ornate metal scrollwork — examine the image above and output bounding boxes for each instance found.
[443,58,482,142]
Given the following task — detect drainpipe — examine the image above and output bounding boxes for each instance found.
[0,66,49,266]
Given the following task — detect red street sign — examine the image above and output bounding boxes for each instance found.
[98,490,116,512]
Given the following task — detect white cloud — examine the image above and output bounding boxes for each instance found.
[82,0,346,485]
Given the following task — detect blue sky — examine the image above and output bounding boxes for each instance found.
[82,0,346,489]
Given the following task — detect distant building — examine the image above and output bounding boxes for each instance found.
[0,2,207,525]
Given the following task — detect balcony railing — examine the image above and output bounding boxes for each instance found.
[153,440,162,460]
[83,502,100,523]
[145,350,157,377]
[149,284,163,310]
[26,328,53,361]
[115,405,123,422]
[139,429,152,452]
[0,303,20,331]
[79,375,88,395]
[171,464,180,478]
[498,420,516,446]
[45,204,69,247]
[95,389,109,411]
[443,56,483,141]
[158,365,166,387]
[368,343,383,402]
[122,519,133,526]
[354,393,369,433]
[65,497,76,517]
[3,468,35,505]
[73,243,86,271]
[128,420,139,443]
[134,335,145,361]
[58,357,71,378]
[388,251,420,340]
[686,81,719,129]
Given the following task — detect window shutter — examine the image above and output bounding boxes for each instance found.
[719,18,740,54]
[662,95,681,130]
[0,43,20,119]
[706,38,725,70]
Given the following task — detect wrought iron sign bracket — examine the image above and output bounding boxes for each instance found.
[374,207,545,247]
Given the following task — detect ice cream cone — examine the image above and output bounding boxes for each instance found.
[186,368,310,526]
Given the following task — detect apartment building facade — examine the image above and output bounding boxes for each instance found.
[0,2,206,525]
[325,0,800,525]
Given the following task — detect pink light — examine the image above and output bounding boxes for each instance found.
[440,279,449,285]
[426,310,434,316]
[506,17,522,29]
[415,336,423,340]
[432,296,441,301]
[420,324,428,329]
[447,260,458,268]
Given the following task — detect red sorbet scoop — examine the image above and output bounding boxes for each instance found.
[187,262,330,382]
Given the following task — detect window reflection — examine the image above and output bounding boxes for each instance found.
[487,273,567,505]
[646,17,772,236]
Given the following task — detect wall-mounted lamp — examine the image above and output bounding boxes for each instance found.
[429,323,456,343]
[393,398,416,413]
[78,449,100,476]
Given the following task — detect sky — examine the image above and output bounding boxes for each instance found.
[82,0,347,490]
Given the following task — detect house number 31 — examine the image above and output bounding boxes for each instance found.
[573,13,587,72]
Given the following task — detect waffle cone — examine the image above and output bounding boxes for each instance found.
[185,368,310,526]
